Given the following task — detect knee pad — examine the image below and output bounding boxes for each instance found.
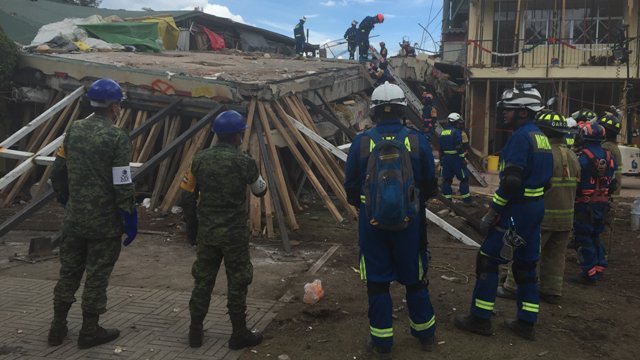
[367,281,390,297]
[512,261,537,284]
[406,281,428,294]
[475,252,499,276]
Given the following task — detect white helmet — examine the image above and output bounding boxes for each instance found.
[352,20,358,25]
[565,117,578,128]
[448,112,463,123]
[497,85,544,112]
[370,81,407,109]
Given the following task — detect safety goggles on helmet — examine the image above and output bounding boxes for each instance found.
[370,81,407,108]
[597,114,621,135]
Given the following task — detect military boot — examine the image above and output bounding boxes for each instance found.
[189,315,205,348]
[454,314,493,336]
[418,334,435,352]
[366,336,392,360]
[77,312,120,349]
[48,302,71,346]
[228,312,263,350]
[504,319,535,341]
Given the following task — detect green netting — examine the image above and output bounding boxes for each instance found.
[80,22,160,52]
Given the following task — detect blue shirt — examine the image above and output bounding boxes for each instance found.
[577,142,616,196]
[439,125,463,156]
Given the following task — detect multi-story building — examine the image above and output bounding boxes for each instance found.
[460,0,639,156]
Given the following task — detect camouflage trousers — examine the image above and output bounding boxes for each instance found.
[189,242,253,318]
[53,235,121,314]
[503,230,572,296]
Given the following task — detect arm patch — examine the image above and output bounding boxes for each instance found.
[180,168,197,193]
[112,166,132,185]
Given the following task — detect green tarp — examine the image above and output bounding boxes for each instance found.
[80,22,160,52]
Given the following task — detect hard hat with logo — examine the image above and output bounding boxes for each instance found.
[580,121,606,142]
[370,81,407,109]
[497,85,544,112]
[597,114,622,135]
[87,78,123,107]
[213,110,247,134]
[535,110,568,132]
[572,108,598,122]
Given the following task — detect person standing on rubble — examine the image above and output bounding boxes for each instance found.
[497,111,580,304]
[573,121,617,284]
[597,113,623,258]
[439,112,472,205]
[421,92,437,138]
[345,82,438,358]
[357,14,384,62]
[180,110,267,350]
[48,78,137,349]
[454,85,552,341]
[294,16,306,58]
[344,20,358,60]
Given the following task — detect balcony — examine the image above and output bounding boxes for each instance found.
[466,38,639,80]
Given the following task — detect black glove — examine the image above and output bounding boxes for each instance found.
[186,219,198,246]
[479,207,501,235]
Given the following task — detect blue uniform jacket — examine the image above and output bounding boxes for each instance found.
[344,26,357,42]
[439,125,464,157]
[294,21,305,39]
[358,16,376,40]
[576,142,616,199]
[491,121,553,212]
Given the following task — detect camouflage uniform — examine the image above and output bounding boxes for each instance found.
[51,114,134,314]
[602,140,622,247]
[503,138,580,296]
[180,143,260,319]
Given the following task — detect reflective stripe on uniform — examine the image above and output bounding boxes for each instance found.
[544,208,574,219]
[360,195,366,204]
[474,298,494,311]
[522,302,539,313]
[461,193,471,199]
[369,136,412,152]
[418,255,424,280]
[359,255,367,281]
[524,187,544,197]
[410,315,436,331]
[370,325,393,338]
[443,150,458,154]
[492,193,508,206]
[550,177,578,187]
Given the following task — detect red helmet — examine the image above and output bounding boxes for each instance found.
[422,92,433,100]
[376,14,384,23]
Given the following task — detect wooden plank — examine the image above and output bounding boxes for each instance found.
[0,87,83,149]
[425,208,480,247]
[241,98,257,153]
[264,102,344,223]
[136,118,163,163]
[260,160,275,238]
[132,111,148,161]
[150,116,181,209]
[249,131,262,237]
[306,244,341,275]
[256,101,299,231]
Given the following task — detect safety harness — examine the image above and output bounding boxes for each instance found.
[576,148,614,204]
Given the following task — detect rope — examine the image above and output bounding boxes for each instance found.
[467,37,626,57]
[430,260,474,284]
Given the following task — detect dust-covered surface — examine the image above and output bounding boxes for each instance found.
[0,195,639,359]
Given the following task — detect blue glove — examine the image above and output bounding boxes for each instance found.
[119,207,138,246]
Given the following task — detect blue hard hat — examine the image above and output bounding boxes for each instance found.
[580,121,606,142]
[87,79,123,105]
[213,110,247,134]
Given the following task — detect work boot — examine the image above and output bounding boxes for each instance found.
[418,334,435,352]
[228,312,263,350]
[454,314,493,336]
[48,302,71,346]
[496,286,517,300]
[189,315,204,348]
[366,336,392,360]
[77,312,120,349]
[540,293,561,305]
[504,319,535,341]
[569,275,596,286]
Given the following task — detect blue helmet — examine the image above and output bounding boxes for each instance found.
[580,121,606,142]
[87,79,123,107]
[213,110,247,134]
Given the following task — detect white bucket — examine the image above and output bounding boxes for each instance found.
[631,213,640,231]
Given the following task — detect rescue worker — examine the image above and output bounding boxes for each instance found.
[369,61,388,87]
[572,108,598,127]
[597,114,623,255]
[439,112,471,204]
[294,16,306,58]
[344,82,438,357]
[421,92,437,138]
[48,78,137,348]
[573,122,617,283]
[344,20,358,60]
[565,117,578,148]
[497,111,580,304]
[357,13,384,62]
[379,41,388,59]
[454,85,553,341]
[181,110,268,350]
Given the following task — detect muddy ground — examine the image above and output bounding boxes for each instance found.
[1,195,638,360]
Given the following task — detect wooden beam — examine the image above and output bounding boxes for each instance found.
[241,98,257,153]
[425,208,480,248]
[249,130,262,237]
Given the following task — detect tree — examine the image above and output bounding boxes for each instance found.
[64,0,102,7]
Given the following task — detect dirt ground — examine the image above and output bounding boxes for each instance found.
[1,194,639,360]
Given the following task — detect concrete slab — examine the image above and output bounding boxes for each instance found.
[0,277,279,360]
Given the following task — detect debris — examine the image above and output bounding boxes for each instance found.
[170,206,183,214]
[114,346,124,354]
[303,279,325,304]
[438,341,446,345]
[440,275,459,282]
[142,198,151,208]
[393,306,405,312]
[537,351,549,357]
[250,349,258,353]
[437,209,449,216]
[172,307,179,312]
[277,355,290,360]
[351,267,360,274]
[16,329,23,334]
[264,53,271,59]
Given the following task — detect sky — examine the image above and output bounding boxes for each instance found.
[99,0,443,57]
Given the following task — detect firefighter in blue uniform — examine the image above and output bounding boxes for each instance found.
[454,85,553,341]
[344,82,438,357]
[573,121,617,283]
[344,20,358,60]
[294,16,306,58]
[357,14,384,62]
[439,112,471,204]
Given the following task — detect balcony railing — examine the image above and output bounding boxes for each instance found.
[467,38,637,72]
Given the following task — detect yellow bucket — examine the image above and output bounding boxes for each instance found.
[486,155,500,172]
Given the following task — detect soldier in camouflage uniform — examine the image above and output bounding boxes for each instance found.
[180,110,267,350]
[48,78,137,349]
[597,114,623,257]
[498,111,580,304]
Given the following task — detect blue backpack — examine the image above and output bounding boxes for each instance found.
[363,127,420,231]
